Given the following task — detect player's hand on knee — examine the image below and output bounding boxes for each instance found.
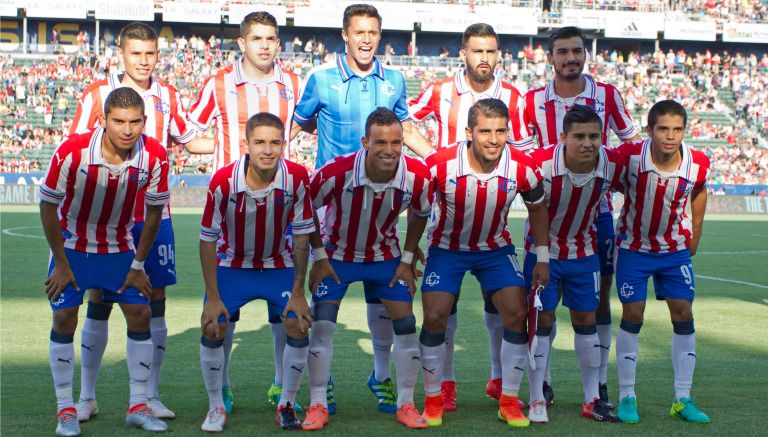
[284,292,313,334]
[411,247,426,278]
[309,259,340,294]
[45,265,80,301]
[201,298,229,338]
[118,268,152,299]
[532,262,550,288]
[390,262,416,297]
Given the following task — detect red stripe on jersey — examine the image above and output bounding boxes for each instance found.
[95,174,119,253]
[232,195,246,269]
[449,178,467,251]
[485,181,507,250]
[629,172,648,252]
[446,86,461,146]
[468,184,488,251]
[58,150,82,234]
[117,169,139,252]
[75,167,99,252]
[544,100,558,147]
[272,198,287,269]
[344,188,364,262]
[431,160,449,246]
[548,176,567,256]
[363,194,385,262]
[251,198,268,266]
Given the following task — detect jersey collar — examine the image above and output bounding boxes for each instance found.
[233,59,286,86]
[544,74,597,103]
[639,138,694,181]
[110,72,162,98]
[87,127,145,169]
[351,149,408,192]
[337,54,385,82]
[232,154,288,194]
[456,141,513,181]
[552,143,610,180]
[454,68,502,99]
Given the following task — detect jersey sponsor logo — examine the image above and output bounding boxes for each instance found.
[380,80,395,97]
[619,282,634,299]
[154,101,171,114]
[425,272,440,287]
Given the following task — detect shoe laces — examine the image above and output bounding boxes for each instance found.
[207,406,225,422]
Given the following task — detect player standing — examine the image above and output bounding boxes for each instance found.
[197,113,314,432]
[41,88,170,436]
[521,26,641,406]
[70,22,194,421]
[290,3,433,414]
[524,105,622,423]
[613,100,710,424]
[300,108,433,430]
[186,11,302,413]
[418,98,549,428]
[408,22,529,410]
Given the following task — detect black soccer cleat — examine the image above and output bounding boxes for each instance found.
[276,402,302,430]
[543,381,555,407]
[582,398,619,423]
[599,383,614,410]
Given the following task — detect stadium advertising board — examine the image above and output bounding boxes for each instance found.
[294,1,413,30]
[25,0,86,19]
[95,0,154,22]
[561,8,605,29]
[163,1,221,24]
[722,22,768,43]
[605,16,658,40]
[663,20,717,41]
[417,4,537,34]
[0,0,16,17]
[228,4,287,26]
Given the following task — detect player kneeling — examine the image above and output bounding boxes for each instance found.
[198,113,314,432]
[524,105,622,424]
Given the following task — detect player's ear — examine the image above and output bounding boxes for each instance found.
[362,136,369,151]
[546,52,553,64]
[98,112,106,127]
[559,130,566,145]
[459,48,466,63]
[465,126,472,142]
[237,36,245,53]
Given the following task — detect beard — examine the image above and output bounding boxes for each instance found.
[557,62,583,80]
[467,64,494,84]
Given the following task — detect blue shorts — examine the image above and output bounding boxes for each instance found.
[615,248,695,303]
[524,253,600,312]
[132,218,176,288]
[595,212,615,275]
[422,245,525,295]
[209,266,295,323]
[48,249,147,310]
[313,258,411,303]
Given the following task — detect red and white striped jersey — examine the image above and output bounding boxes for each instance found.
[199,156,314,269]
[310,150,433,263]
[70,72,193,223]
[39,128,170,254]
[521,75,638,150]
[615,139,710,253]
[409,69,528,149]
[527,144,626,259]
[427,142,542,251]
[187,60,301,173]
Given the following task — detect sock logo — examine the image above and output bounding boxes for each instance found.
[57,357,73,364]
[514,366,525,371]
[309,350,319,358]
[412,356,421,361]
[139,361,151,370]
[157,345,166,351]
[599,344,610,350]
[624,356,636,362]
[290,365,304,373]
[210,365,222,371]
[81,344,95,352]
[687,353,696,358]
[422,366,435,375]
[534,354,545,358]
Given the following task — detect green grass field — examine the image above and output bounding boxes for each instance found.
[2,208,767,436]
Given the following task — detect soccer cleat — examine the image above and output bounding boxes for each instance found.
[301,403,329,431]
[126,404,168,432]
[441,380,457,412]
[582,398,618,422]
[498,394,530,428]
[56,408,81,437]
[422,394,444,427]
[396,403,428,429]
[366,370,397,414]
[147,398,176,419]
[276,402,302,430]
[76,398,98,422]
[616,396,640,424]
[222,385,234,414]
[485,378,502,400]
[543,381,555,406]
[669,397,711,424]
[599,383,614,410]
[201,406,226,432]
[268,384,303,413]
[528,400,548,424]
[326,375,336,415]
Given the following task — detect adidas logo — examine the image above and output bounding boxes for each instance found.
[624,22,639,32]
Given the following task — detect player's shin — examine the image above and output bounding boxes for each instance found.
[279,336,309,407]
[671,320,696,401]
[443,311,457,382]
[483,295,503,380]
[596,312,612,385]
[501,330,528,396]
[528,327,550,403]
[616,320,642,400]
[367,303,393,381]
[200,336,225,409]
[50,331,76,412]
[308,303,338,407]
[79,301,111,401]
[270,321,287,387]
[393,316,419,407]
[573,324,600,403]
[419,328,446,396]
[126,330,153,408]
[148,298,167,399]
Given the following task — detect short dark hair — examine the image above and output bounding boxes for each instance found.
[240,11,279,38]
[647,100,687,129]
[467,98,509,130]
[365,107,402,137]
[343,4,382,32]
[548,26,586,54]
[462,23,498,48]
[104,87,144,116]
[118,22,157,48]
[562,104,602,134]
[245,112,285,140]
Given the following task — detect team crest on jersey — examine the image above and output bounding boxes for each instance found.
[600,178,611,193]
[129,169,149,185]
[380,80,395,97]
[154,101,171,114]
[279,88,294,101]
[592,101,605,114]
[274,190,293,207]
[394,189,412,205]
[677,180,693,196]
[499,179,517,193]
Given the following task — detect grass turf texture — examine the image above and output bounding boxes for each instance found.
[2,208,766,436]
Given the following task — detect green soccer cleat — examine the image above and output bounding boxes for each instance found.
[268,383,303,413]
[222,384,234,414]
[327,375,337,415]
[617,396,640,424]
[670,397,711,424]
[366,370,397,414]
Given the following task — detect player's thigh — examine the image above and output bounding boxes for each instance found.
[471,245,526,294]
[615,248,652,305]
[363,258,413,306]
[421,247,467,295]
[489,286,527,331]
[560,256,601,314]
[652,250,695,303]
[311,259,354,304]
[212,266,268,324]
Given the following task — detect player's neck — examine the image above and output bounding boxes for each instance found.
[101,135,131,164]
[467,144,498,174]
[553,75,585,98]
[464,73,493,95]
[650,144,682,172]
[365,159,395,183]
[120,74,151,93]
[246,162,278,190]
[241,59,275,82]
[345,53,375,76]
[563,153,595,174]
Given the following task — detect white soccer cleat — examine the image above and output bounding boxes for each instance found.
[147,398,176,419]
[56,408,81,436]
[201,406,226,432]
[76,398,98,422]
[125,404,168,432]
[528,400,549,424]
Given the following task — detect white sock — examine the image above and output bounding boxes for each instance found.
[148,316,167,399]
[279,338,309,407]
[616,327,639,400]
[126,335,153,408]
[672,333,696,400]
[367,303,392,381]
[574,332,601,403]
[443,313,457,382]
[50,339,75,411]
[222,321,236,387]
[483,311,503,380]
[596,323,612,385]
[545,320,557,384]
[79,318,108,401]
[527,335,549,402]
[420,341,445,396]
[393,333,420,407]
[308,320,335,407]
[271,322,286,386]
[200,342,225,409]
[500,337,528,396]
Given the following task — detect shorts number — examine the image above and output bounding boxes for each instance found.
[604,238,615,262]
[680,264,695,291]
[157,244,175,266]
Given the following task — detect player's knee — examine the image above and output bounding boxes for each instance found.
[536,324,553,337]
[482,292,498,314]
[619,319,643,334]
[149,298,166,318]
[621,301,645,323]
[422,308,448,332]
[87,288,106,303]
[50,329,74,344]
[201,335,224,349]
[502,329,527,345]
[392,315,417,335]
[150,287,167,301]
[419,328,446,346]
[538,310,555,328]
[86,301,113,320]
[203,322,228,341]
[52,307,78,334]
[672,320,695,335]
[123,304,151,332]
[668,300,693,321]
[570,310,595,327]
[572,324,597,335]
